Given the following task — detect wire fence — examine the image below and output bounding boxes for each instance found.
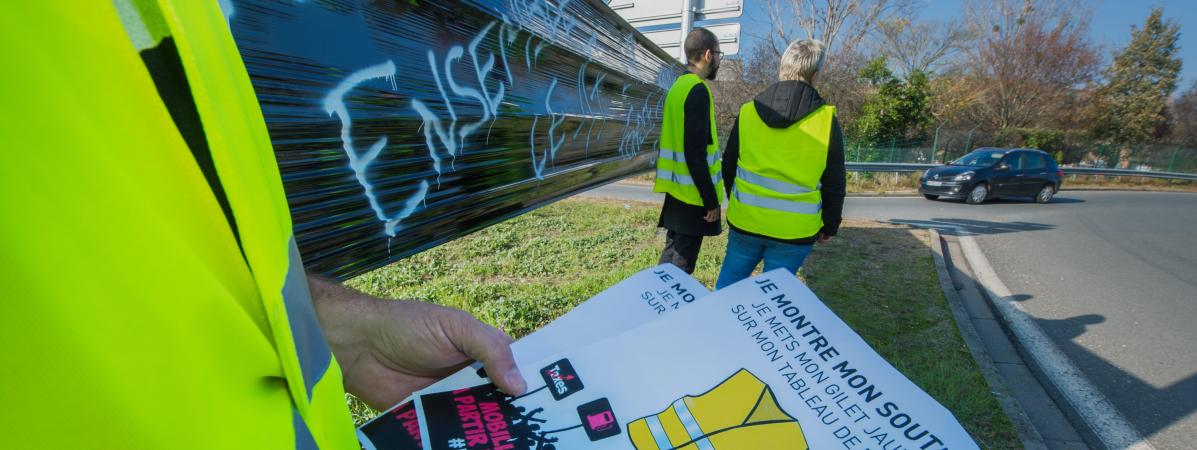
[842,128,1197,174]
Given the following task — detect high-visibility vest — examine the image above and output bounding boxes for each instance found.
[627,369,809,449]
[653,73,725,207]
[727,102,836,240]
[0,2,356,449]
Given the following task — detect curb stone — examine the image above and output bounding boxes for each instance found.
[927,229,1048,449]
[956,236,1155,450]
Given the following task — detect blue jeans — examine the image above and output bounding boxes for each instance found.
[716,229,814,289]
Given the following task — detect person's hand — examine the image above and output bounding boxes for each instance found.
[704,208,720,223]
[816,233,833,245]
[308,276,525,410]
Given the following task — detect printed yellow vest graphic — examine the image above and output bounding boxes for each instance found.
[628,369,808,449]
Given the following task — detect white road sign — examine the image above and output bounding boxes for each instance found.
[608,0,744,28]
[642,22,741,56]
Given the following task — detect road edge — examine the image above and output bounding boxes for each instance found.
[928,229,1047,449]
[956,235,1156,450]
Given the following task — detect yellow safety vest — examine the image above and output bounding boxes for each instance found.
[627,369,808,449]
[653,74,725,207]
[0,2,356,449]
[727,102,835,240]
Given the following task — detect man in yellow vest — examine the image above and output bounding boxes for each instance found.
[0,3,523,448]
[653,27,725,274]
[714,39,847,289]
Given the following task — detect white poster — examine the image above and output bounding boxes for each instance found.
[359,264,711,449]
[414,270,978,450]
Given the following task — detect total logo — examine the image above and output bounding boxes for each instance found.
[539,358,585,400]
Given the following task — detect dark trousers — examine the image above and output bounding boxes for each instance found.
[659,229,705,274]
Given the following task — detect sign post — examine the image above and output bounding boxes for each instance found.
[679,0,694,61]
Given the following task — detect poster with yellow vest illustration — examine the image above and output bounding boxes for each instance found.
[628,369,808,450]
[413,269,979,450]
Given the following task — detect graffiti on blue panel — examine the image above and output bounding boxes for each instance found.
[315,1,670,238]
[323,61,431,238]
[411,20,518,178]
[531,77,567,179]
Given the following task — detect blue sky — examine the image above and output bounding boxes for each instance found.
[708,0,1195,91]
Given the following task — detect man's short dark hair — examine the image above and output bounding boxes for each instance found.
[684,28,718,63]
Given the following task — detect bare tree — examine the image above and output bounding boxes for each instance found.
[1171,81,1197,148]
[761,0,909,55]
[743,0,906,124]
[754,0,913,59]
[962,0,1100,130]
[871,18,974,76]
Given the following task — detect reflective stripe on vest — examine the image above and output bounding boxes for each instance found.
[727,101,835,240]
[674,399,716,450]
[735,167,817,195]
[284,238,333,400]
[644,415,673,449]
[655,167,723,188]
[732,186,823,214]
[293,406,320,450]
[659,147,719,167]
[652,73,724,206]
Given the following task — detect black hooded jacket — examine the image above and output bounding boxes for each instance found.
[721,80,847,243]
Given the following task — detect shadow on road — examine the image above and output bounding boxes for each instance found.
[995,286,1197,445]
[928,196,1087,205]
[993,197,1085,205]
[888,218,1056,236]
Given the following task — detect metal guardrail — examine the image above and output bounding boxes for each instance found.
[1060,167,1197,181]
[846,162,1197,181]
[227,0,682,279]
[846,162,938,172]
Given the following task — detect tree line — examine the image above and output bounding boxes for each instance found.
[710,0,1194,171]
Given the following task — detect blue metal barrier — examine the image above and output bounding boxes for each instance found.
[224,0,682,279]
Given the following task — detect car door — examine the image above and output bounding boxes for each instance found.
[1024,153,1050,192]
[990,152,1024,196]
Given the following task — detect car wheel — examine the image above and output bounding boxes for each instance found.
[1036,184,1055,204]
[966,183,988,205]
[923,194,939,200]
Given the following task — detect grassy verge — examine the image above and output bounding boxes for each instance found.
[344,198,1020,447]
[1060,174,1197,191]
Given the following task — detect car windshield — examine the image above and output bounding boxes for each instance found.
[951,150,1007,167]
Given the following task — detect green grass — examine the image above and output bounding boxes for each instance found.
[799,222,1020,448]
[344,198,1019,448]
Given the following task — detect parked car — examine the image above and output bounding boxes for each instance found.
[919,148,1064,204]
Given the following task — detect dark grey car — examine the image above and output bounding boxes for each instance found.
[919,148,1064,204]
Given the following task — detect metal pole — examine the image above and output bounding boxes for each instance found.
[679,0,694,62]
[889,137,896,162]
[964,125,980,153]
[931,125,942,163]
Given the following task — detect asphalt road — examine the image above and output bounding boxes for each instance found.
[581,184,1197,449]
[847,191,1197,450]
